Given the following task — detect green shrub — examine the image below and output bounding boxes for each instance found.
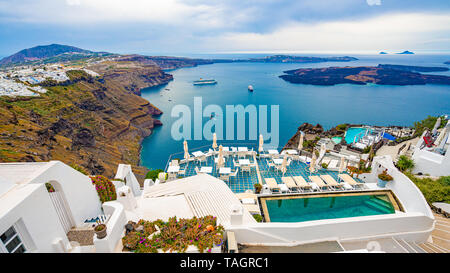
[253,214,263,222]
[336,124,348,131]
[406,173,450,204]
[321,163,328,169]
[396,155,415,172]
[145,169,164,181]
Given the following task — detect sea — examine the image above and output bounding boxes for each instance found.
[140,53,450,169]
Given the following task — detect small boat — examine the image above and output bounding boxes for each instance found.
[248,85,254,92]
[193,78,217,85]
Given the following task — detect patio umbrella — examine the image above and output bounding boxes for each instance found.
[297,133,304,151]
[258,134,264,153]
[281,153,288,175]
[309,152,316,173]
[217,145,224,167]
[435,127,447,148]
[183,140,190,160]
[338,157,346,173]
[432,117,441,134]
[212,133,218,150]
[319,143,326,158]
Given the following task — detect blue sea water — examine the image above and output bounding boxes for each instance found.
[140,53,450,169]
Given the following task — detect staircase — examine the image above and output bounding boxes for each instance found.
[417,213,450,253]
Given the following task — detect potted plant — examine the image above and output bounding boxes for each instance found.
[254,183,262,194]
[94,223,107,239]
[377,170,393,188]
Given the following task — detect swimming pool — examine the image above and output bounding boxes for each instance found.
[260,192,398,223]
[344,127,369,144]
[331,137,342,144]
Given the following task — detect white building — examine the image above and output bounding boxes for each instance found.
[0,161,102,253]
[412,120,450,176]
[0,154,442,253]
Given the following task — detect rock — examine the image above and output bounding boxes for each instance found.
[72,128,95,148]
[76,100,105,111]
[135,225,144,232]
[50,118,74,136]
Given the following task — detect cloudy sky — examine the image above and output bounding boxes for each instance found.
[0,0,449,56]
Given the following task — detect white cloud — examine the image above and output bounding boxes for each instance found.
[367,0,381,6]
[199,12,450,53]
[66,0,80,6]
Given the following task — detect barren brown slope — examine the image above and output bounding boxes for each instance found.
[0,61,172,181]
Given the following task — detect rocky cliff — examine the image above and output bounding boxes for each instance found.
[0,60,172,181]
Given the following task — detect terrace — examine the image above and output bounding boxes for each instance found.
[163,142,365,194]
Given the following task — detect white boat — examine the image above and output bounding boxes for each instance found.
[248,85,254,91]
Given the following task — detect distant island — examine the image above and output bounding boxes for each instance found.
[445,61,450,65]
[279,64,450,86]
[379,52,388,54]
[396,50,414,54]
[378,64,449,72]
[244,55,358,63]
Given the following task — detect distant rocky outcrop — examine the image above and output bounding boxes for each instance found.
[246,55,358,63]
[0,44,92,65]
[279,65,450,86]
[396,50,414,54]
[378,64,449,72]
[379,52,388,54]
[445,61,450,65]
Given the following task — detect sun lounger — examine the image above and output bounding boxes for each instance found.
[264,178,280,193]
[328,160,339,169]
[309,176,332,190]
[281,177,299,192]
[338,173,365,189]
[320,175,344,190]
[292,176,313,191]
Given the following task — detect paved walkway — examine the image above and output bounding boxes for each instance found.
[376,137,419,161]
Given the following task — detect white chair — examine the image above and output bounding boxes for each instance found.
[170,159,179,166]
[241,165,250,173]
[194,167,200,175]
[229,169,239,179]
[158,172,167,183]
[177,168,186,176]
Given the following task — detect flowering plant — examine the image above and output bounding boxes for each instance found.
[122,215,224,253]
[90,175,117,203]
[45,182,55,193]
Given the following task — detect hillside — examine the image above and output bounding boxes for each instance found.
[0,60,172,181]
[0,44,93,66]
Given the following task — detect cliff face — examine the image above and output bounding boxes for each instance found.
[0,61,172,180]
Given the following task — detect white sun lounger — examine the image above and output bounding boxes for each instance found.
[281,177,299,192]
[309,176,332,191]
[328,160,339,169]
[320,175,344,190]
[265,178,280,193]
[292,176,313,191]
[338,173,365,189]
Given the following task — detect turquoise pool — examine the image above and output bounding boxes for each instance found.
[331,137,342,144]
[344,127,369,144]
[262,194,396,223]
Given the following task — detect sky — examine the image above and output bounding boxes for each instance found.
[0,0,449,56]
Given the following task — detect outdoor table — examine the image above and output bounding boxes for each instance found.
[285,149,298,155]
[222,147,230,152]
[219,167,231,174]
[268,149,279,155]
[192,151,205,157]
[238,147,248,152]
[199,167,213,173]
[167,165,180,173]
[230,147,238,152]
[239,159,250,165]
[273,158,283,165]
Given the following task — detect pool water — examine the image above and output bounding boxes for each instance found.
[263,194,395,223]
[331,137,342,144]
[344,127,369,144]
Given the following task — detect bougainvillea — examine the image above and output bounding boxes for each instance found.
[122,215,224,253]
[90,175,117,203]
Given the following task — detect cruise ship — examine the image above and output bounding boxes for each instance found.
[193,78,217,85]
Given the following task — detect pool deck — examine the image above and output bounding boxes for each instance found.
[167,146,364,194]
